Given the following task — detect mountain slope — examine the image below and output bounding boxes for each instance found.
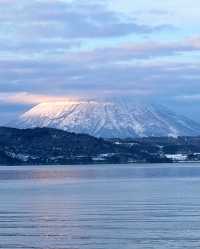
[0,127,170,165]
[13,99,200,138]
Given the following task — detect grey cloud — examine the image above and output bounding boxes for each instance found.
[1,52,200,124]
[0,55,199,96]
[0,1,173,41]
[0,0,175,75]
[0,0,199,124]
[0,35,200,98]
[0,39,81,54]
[62,39,200,65]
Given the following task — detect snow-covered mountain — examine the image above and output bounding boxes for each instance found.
[13,99,200,138]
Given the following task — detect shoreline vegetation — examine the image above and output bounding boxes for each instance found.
[1,127,200,166]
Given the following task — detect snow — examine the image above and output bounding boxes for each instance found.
[93,153,117,161]
[165,154,188,161]
[5,152,38,162]
[13,99,200,138]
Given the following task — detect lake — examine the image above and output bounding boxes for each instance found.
[1,163,200,249]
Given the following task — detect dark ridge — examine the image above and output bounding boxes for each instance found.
[0,127,171,165]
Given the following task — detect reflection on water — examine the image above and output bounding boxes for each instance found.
[1,164,200,248]
[2,164,200,180]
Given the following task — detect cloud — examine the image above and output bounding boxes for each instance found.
[0,0,174,72]
[0,0,200,124]
[62,36,200,64]
[0,56,199,101]
[175,94,200,102]
[0,39,81,54]
[0,35,200,101]
[0,87,153,106]
[0,0,170,44]
[0,92,77,105]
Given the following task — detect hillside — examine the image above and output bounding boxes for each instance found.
[111,136,200,162]
[0,127,170,165]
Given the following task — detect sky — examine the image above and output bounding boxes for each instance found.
[0,0,200,124]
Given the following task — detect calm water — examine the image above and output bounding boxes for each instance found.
[1,164,200,249]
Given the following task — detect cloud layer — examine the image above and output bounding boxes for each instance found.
[0,0,200,123]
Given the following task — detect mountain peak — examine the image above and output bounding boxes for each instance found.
[12,99,200,138]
